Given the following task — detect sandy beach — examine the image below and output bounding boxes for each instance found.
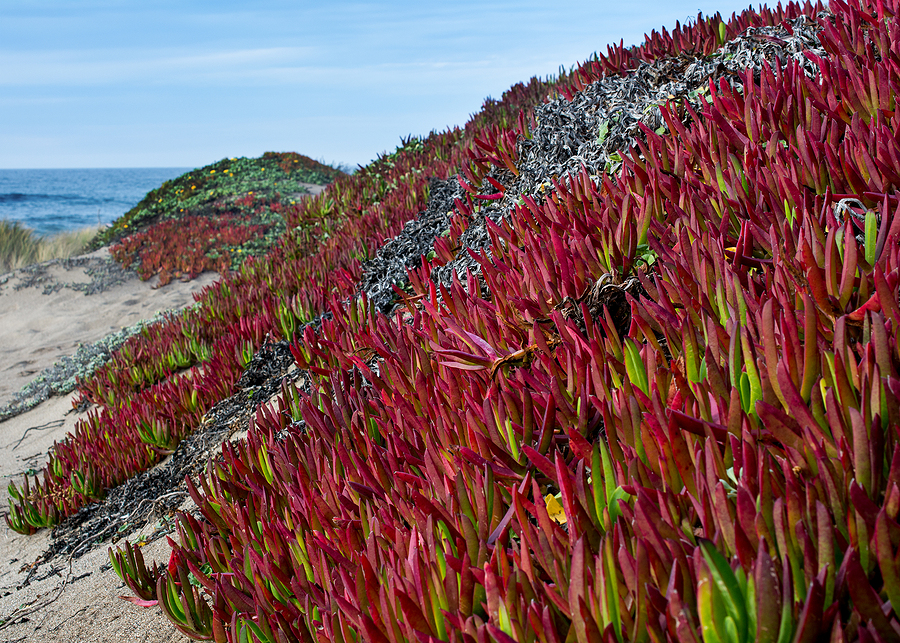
[0,252,218,642]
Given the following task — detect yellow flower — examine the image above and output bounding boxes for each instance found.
[545,494,566,524]
[210,170,216,174]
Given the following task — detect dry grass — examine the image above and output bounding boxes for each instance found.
[0,220,98,274]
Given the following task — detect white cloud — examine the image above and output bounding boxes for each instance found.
[0,46,317,86]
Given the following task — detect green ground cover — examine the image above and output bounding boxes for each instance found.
[93,152,346,284]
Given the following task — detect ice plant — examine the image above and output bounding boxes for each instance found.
[109,541,164,606]
[25,0,900,641]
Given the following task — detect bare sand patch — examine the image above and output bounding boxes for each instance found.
[0,248,218,409]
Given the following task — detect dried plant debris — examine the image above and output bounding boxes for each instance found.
[398,17,826,308]
[0,311,185,423]
[430,201,505,293]
[557,274,645,339]
[358,172,502,308]
[359,177,464,313]
[235,338,296,389]
[45,340,299,563]
[514,15,825,192]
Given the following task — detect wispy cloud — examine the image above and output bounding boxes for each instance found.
[0,47,317,86]
[0,0,768,168]
[0,44,571,100]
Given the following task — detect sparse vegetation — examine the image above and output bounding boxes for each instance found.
[0,220,98,274]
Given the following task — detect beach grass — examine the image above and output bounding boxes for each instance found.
[0,220,98,274]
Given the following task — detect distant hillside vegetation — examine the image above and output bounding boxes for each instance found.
[90,152,345,284]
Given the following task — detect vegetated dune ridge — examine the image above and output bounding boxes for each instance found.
[8,0,900,641]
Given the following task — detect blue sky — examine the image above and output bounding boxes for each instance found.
[2,1,764,170]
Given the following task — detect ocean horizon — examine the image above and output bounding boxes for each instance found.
[0,167,191,237]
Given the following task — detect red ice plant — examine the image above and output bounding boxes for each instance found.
[18,0,900,641]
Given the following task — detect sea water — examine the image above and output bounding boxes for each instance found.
[0,168,190,237]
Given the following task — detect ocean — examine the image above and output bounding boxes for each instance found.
[0,167,191,237]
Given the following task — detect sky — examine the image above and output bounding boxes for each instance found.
[1,1,767,170]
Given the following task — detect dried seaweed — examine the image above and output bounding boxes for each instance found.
[515,15,825,190]
[358,177,464,313]
[43,340,298,563]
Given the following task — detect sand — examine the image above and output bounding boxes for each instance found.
[0,253,220,642]
[0,519,189,642]
[0,249,218,409]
